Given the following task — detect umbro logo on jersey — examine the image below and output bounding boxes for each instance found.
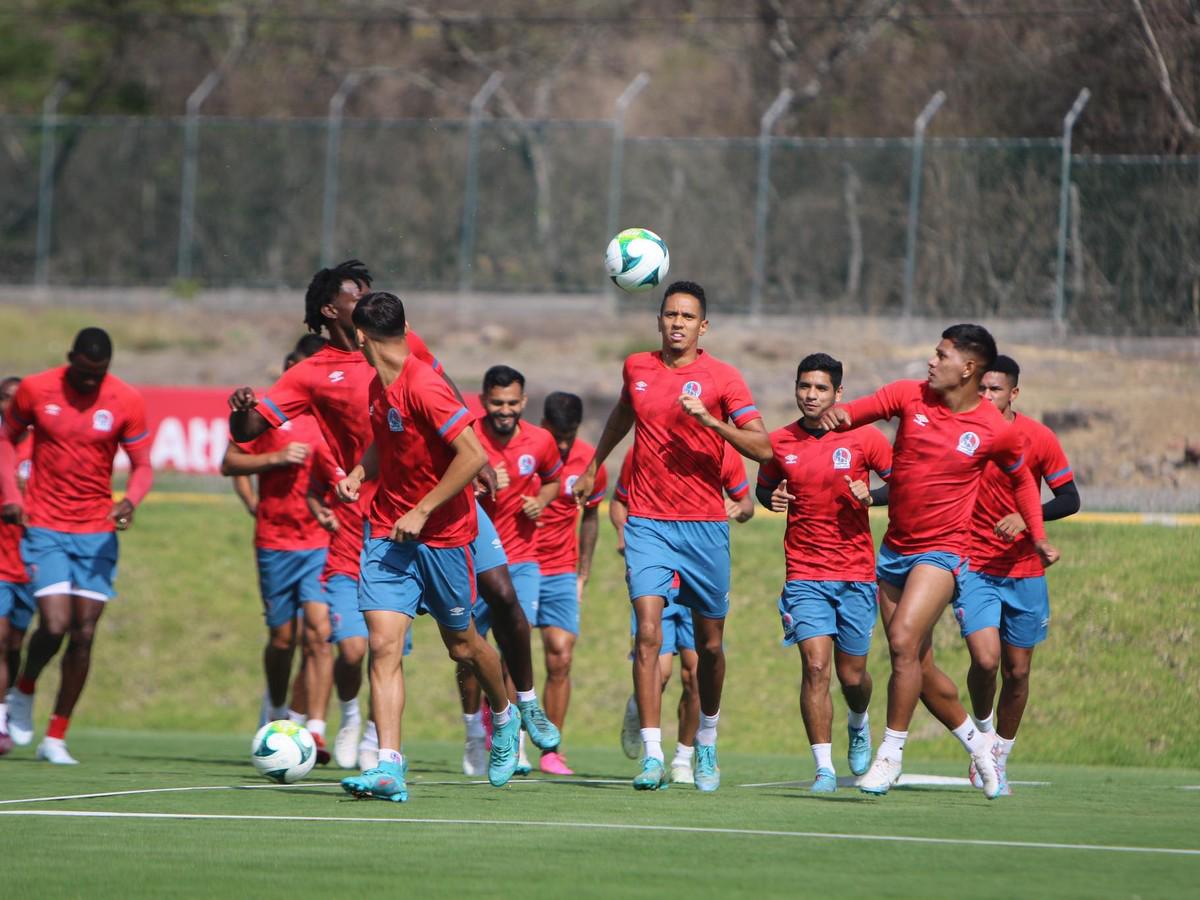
[914,413,929,426]
[784,454,798,465]
[329,370,345,383]
[387,408,404,432]
[682,381,702,398]
[92,409,113,432]
[832,447,851,470]
[491,538,503,550]
[518,453,536,476]
[634,381,648,392]
[44,403,61,416]
[957,431,981,456]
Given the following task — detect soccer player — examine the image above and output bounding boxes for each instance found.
[756,353,892,793]
[222,338,337,737]
[531,391,607,775]
[229,260,557,771]
[0,329,153,764]
[817,324,1059,798]
[335,291,519,801]
[613,440,754,784]
[572,280,772,792]
[0,376,34,756]
[957,354,1079,794]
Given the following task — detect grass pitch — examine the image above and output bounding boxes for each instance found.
[2,730,1198,898]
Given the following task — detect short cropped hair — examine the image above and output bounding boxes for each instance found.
[71,327,113,361]
[661,280,707,319]
[483,365,525,394]
[988,354,1020,387]
[795,353,843,390]
[543,391,583,432]
[351,291,407,338]
[293,334,329,358]
[942,323,997,370]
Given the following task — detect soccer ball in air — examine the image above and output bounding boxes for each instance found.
[250,720,317,784]
[605,227,670,292]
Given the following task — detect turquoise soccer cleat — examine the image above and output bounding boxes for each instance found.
[694,744,721,793]
[341,761,408,803]
[632,757,669,791]
[811,767,838,793]
[489,708,521,787]
[847,724,872,777]
[518,699,561,751]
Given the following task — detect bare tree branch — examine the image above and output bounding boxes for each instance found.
[1132,0,1199,138]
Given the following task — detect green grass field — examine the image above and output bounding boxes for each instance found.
[1,497,1198,896]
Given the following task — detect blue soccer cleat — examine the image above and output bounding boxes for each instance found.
[847,723,872,777]
[341,760,407,803]
[694,744,721,793]
[632,757,669,791]
[518,699,561,751]
[811,767,838,793]
[489,707,521,787]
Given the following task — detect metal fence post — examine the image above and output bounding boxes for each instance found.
[458,72,504,292]
[321,72,364,268]
[176,68,224,281]
[1053,88,1091,328]
[605,72,650,242]
[749,88,793,320]
[901,90,946,320]
[34,80,68,288]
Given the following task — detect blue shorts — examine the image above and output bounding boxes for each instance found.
[359,526,475,631]
[0,580,35,631]
[324,573,369,643]
[536,572,579,635]
[471,502,508,574]
[624,517,730,620]
[475,561,540,638]
[22,527,119,602]
[778,580,877,657]
[630,589,695,656]
[953,571,1050,648]
[876,543,966,593]
[256,547,326,629]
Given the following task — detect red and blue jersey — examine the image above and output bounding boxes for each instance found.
[758,421,893,582]
[970,412,1073,578]
[615,441,749,505]
[536,438,607,577]
[475,419,563,565]
[619,350,761,522]
[368,358,476,549]
[0,439,30,584]
[2,366,150,532]
[837,380,1043,557]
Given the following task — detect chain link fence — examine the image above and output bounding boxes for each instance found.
[0,114,1196,334]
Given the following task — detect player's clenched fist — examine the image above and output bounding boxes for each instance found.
[844,474,872,507]
[769,482,795,513]
[678,393,717,427]
[1034,539,1060,568]
[391,507,429,542]
[276,442,310,466]
[227,386,258,412]
[336,470,363,503]
[571,469,596,506]
[817,406,852,432]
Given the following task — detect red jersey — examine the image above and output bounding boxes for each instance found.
[969,412,1073,578]
[367,358,476,548]
[615,441,749,504]
[0,439,30,583]
[2,367,150,532]
[619,350,761,521]
[238,414,336,552]
[476,420,563,565]
[758,422,893,582]
[536,438,607,576]
[839,380,1044,557]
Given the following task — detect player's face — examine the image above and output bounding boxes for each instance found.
[0,380,16,417]
[659,293,707,353]
[65,353,110,395]
[326,279,366,338]
[979,371,1018,414]
[926,339,973,393]
[544,423,578,461]
[483,383,526,436]
[794,370,841,423]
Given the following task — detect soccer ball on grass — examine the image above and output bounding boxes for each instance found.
[250,720,317,784]
[605,227,670,292]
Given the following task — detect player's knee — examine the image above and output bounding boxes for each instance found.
[802,655,831,684]
[695,634,723,660]
[970,649,1001,677]
[887,630,923,663]
[443,634,477,665]
[634,623,662,653]
[67,624,97,652]
[1002,659,1032,684]
[545,647,573,679]
[268,632,293,652]
[39,613,70,637]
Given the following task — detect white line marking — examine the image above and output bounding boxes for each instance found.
[738,774,1051,789]
[1,809,1196,857]
[1181,786,1200,791]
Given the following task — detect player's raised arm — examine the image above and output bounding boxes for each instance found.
[819,381,913,432]
[228,387,272,442]
[221,441,309,476]
[390,425,487,542]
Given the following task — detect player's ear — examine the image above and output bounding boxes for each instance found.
[321,301,339,323]
[698,317,709,337]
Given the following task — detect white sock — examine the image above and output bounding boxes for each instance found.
[308,718,327,739]
[995,735,1015,765]
[951,718,987,754]
[878,728,907,763]
[339,698,360,724]
[811,742,834,773]
[696,710,720,746]
[493,702,513,727]
[974,712,994,734]
[640,727,664,762]
[0,702,7,732]
[847,708,868,731]
[379,747,403,767]
[671,742,694,766]
[362,719,378,745]
[464,711,485,740]
[287,708,306,725]
[516,689,537,704]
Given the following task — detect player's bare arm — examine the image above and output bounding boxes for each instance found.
[390,426,487,542]
[726,493,754,522]
[522,477,560,522]
[232,474,258,516]
[337,444,379,503]
[678,399,772,463]
[228,387,272,442]
[609,495,628,555]
[305,483,339,532]
[572,399,634,503]
[220,441,309,476]
[577,504,601,597]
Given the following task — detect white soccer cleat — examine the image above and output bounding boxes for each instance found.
[669,762,695,785]
[36,737,78,765]
[6,689,34,746]
[334,717,362,769]
[462,736,488,777]
[971,745,1002,799]
[858,755,902,795]
[968,734,996,789]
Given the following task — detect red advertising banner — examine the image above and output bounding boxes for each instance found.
[115,386,242,475]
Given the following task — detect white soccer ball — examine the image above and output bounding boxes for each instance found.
[605,227,670,293]
[250,720,317,784]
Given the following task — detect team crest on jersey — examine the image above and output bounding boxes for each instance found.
[44,403,61,416]
[565,474,579,496]
[784,454,798,465]
[913,413,929,427]
[956,431,980,457]
[682,381,702,398]
[92,409,113,432]
[832,447,852,470]
[518,453,536,476]
[387,408,404,432]
[328,370,345,383]
[634,380,648,392]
